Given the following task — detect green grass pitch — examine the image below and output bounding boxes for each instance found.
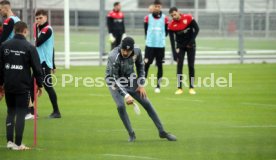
[0,64,276,159]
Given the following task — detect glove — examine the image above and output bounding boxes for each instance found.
[122,33,127,40]
[109,33,115,43]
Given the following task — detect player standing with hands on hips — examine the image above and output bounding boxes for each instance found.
[106,37,176,142]
[168,7,199,95]
[0,21,43,150]
[107,2,126,50]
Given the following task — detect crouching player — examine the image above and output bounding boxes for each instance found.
[105,37,176,142]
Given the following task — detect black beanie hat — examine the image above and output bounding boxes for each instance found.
[121,37,135,50]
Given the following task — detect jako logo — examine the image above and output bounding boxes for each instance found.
[9,64,23,70]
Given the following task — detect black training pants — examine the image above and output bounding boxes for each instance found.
[5,92,30,146]
[42,62,59,113]
[30,62,59,113]
[144,46,165,88]
[108,81,165,135]
[177,46,196,89]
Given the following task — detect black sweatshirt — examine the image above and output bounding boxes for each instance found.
[169,19,199,59]
[106,10,125,35]
[0,34,43,93]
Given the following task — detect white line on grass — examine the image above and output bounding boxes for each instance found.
[230,125,276,128]
[0,145,45,151]
[103,154,161,160]
[96,129,151,133]
[165,98,204,102]
[241,102,276,107]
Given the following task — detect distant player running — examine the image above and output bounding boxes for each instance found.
[168,7,199,95]
[106,37,177,142]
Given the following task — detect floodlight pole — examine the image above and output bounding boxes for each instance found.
[99,0,106,66]
[64,0,70,69]
[238,0,245,64]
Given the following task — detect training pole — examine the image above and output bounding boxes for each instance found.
[33,79,38,146]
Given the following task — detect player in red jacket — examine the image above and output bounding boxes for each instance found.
[107,2,126,50]
[168,7,199,95]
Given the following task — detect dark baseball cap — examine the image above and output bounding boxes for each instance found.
[121,37,135,51]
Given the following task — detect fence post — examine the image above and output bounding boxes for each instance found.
[99,0,106,66]
[75,10,79,30]
[250,12,254,36]
[194,0,199,21]
[64,0,70,69]
[170,0,175,7]
[239,0,245,64]
[30,0,35,44]
[265,0,270,38]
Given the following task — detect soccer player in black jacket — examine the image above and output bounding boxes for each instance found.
[168,7,199,95]
[0,21,43,150]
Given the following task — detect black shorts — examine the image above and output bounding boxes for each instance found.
[144,46,165,65]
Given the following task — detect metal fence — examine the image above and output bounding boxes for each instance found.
[10,9,276,38]
[5,0,276,66]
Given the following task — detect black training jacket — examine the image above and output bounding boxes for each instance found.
[0,34,43,93]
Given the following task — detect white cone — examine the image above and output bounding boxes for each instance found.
[133,103,141,115]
